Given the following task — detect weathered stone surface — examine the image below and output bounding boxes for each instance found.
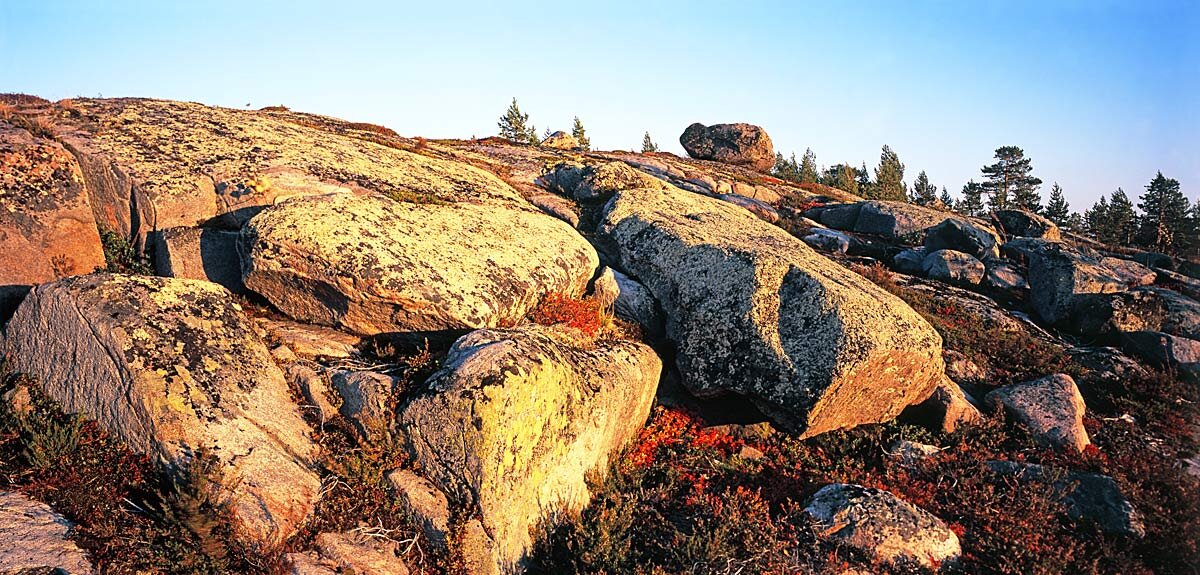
[599,185,945,436]
[903,376,983,434]
[854,201,957,240]
[679,123,774,172]
[608,268,664,335]
[924,218,999,259]
[400,325,661,571]
[0,491,93,575]
[818,203,863,230]
[1121,331,1200,371]
[526,192,580,228]
[995,209,1061,240]
[804,484,961,570]
[539,131,579,150]
[892,247,927,275]
[150,226,243,293]
[985,374,1090,452]
[719,193,780,223]
[1100,257,1157,287]
[308,532,410,575]
[0,122,106,305]
[386,469,451,548]
[984,261,1028,290]
[575,162,666,202]
[260,319,361,359]
[922,249,985,285]
[1066,346,1150,390]
[241,192,599,336]
[803,228,852,254]
[331,370,397,443]
[4,274,320,546]
[887,440,941,466]
[942,349,991,387]
[1068,289,1168,342]
[287,363,339,424]
[986,461,1144,537]
[1023,240,1124,325]
[460,519,501,575]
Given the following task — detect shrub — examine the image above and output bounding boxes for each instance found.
[99,228,153,274]
[529,292,606,338]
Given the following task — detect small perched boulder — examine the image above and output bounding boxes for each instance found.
[985,374,1090,452]
[924,218,999,260]
[0,491,94,575]
[995,209,1061,240]
[986,461,1144,537]
[803,228,852,254]
[679,122,774,171]
[922,249,985,285]
[804,484,961,570]
[4,274,320,546]
[539,130,579,150]
[903,376,983,434]
[400,325,661,571]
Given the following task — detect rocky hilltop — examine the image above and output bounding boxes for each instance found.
[1,96,1197,575]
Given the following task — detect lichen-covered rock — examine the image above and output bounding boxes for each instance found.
[1121,331,1200,373]
[287,532,410,575]
[804,484,961,570]
[1100,257,1157,287]
[526,192,580,228]
[679,123,774,172]
[0,491,94,575]
[150,226,244,293]
[386,469,452,548]
[924,218,999,259]
[241,192,599,335]
[984,261,1028,290]
[922,249,985,285]
[985,374,1090,452]
[986,461,1144,537]
[606,268,664,335]
[803,228,852,254]
[903,376,983,434]
[260,319,361,359]
[4,274,320,546]
[539,131,579,150]
[854,201,956,240]
[995,209,1061,240]
[331,370,397,444]
[0,123,106,314]
[599,185,945,436]
[719,194,780,223]
[575,161,666,202]
[399,325,661,571]
[892,247,927,275]
[887,440,941,466]
[1023,240,1124,324]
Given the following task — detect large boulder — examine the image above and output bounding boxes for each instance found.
[399,325,661,572]
[1121,331,1200,374]
[1100,257,1157,287]
[984,374,1090,452]
[853,201,955,240]
[0,122,106,316]
[984,261,1028,291]
[241,192,599,335]
[3,274,320,546]
[151,226,244,293]
[1022,240,1124,324]
[539,130,578,150]
[1069,287,1200,343]
[0,491,94,574]
[804,484,961,570]
[679,122,774,172]
[924,218,999,259]
[995,209,1061,240]
[599,185,945,436]
[922,249,985,286]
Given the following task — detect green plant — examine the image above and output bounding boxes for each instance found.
[99,228,152,274]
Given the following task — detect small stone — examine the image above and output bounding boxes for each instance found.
[331,370,398,444]
[922,249,985,285]
[313,531,410,575]
[386,469,451,548]
[887,440,941,466]
[985,374,1090,452]
[0,491,94,575]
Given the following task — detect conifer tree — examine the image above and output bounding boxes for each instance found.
[871,145,907,201]
[826,164,858,195]
[856,163,872,198]
[571,116,590,151]
[981,146,1042,212]
[498,98,538,144]
[773,153,801,182]
[800,148,819,184]
[1043,182,1070,225]
[939,186,953,207]
[1085,195,1112,243]
[910,170,937,205]
[1136,172,1190,254]
[641,132,659,153]
[1106,189,1138,246]
[1064,212,1085,233]
[956,180,985,216]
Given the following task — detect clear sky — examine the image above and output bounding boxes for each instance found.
[2,0,1196,211]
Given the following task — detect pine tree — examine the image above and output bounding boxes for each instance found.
[800,148,819,184]
[856,163,872,198]
[1043,182,1070,225]
[910,170,937,205]
[641,132,659,153]
[1135,172,1190,254]
[571,116,590,151]
[981,146,1042,212]
[938,186,953,207]
[773,153,801,182]
[871,145,907,201]
[956,180,985,216]
[498,98,538,144]
[825,164,858,195]
[1064,212,1085,233]
[1085,196,1112,243]
[1107,189,1138,246]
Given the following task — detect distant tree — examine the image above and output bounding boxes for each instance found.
[1043,182,1070,225]
[773,153,801,182]
[800,148,819,184]
[871,145,907,201]
[1085,196,1112,243]
[910,170,937,205]
[1136,171,1191,254]
[825,164,859,195]
[1106,188,1138,246]
[956,180,985,216]
[856,162,872,197]
[498,98,538,144]
[1064,212,1085,233]
[981,146,1042,212]
[543,127,552,140]
[641,132,659,153]
[571,116,590,151]
[938,186,953,207]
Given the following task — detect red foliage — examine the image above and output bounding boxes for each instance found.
[529,292,604,337]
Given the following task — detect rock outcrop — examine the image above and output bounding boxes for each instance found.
[804,484,961,570]
[539,131,579,150]
[924,218,999,259]
[679,123,774,172]
[995,209,1061,240]
[151,226,244,293]
[0,491,94,574]
[922,249,985,286]
[599,185,945,436]
[4,274,320,546]
[241,191,598,335]
[1022,240,1124,324]
[400,325,661,571]
[985,374,1090,452]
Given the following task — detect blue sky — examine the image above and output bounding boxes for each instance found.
[2,0,1196,211]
